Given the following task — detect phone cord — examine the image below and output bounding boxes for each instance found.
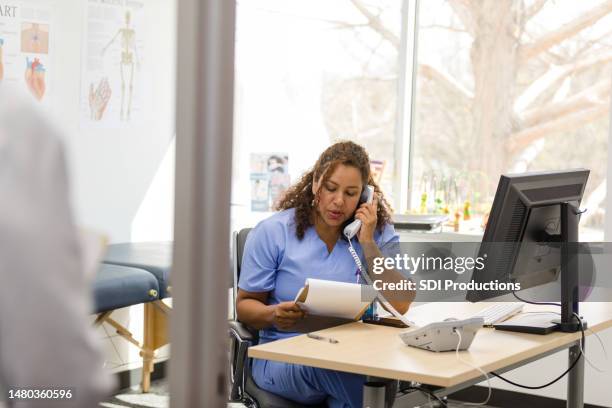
[347,239,412,326]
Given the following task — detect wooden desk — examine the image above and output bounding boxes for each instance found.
[249,302,612,407]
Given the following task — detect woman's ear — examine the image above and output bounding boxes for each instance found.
[311,178,319,196]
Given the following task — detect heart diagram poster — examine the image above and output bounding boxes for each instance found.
[0,1,54,103]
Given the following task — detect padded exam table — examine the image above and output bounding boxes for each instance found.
[93,242,172,392]
[104,242,172,299]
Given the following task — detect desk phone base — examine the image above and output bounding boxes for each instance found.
[399,318,484,352]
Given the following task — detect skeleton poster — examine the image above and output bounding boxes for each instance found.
[80,0,150,128]
[0,1,54,103]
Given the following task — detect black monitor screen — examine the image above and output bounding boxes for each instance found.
[467,169,589,302]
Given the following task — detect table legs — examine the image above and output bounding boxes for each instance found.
[567,342,584,408]
[362,340,585,408]
[363,381,387,407]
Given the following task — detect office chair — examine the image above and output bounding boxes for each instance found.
[228,228,326,408]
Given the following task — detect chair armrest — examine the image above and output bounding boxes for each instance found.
[228,320,258,401]
[229,320,257,342]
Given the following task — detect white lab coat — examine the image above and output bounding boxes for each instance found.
[0,85,115,407]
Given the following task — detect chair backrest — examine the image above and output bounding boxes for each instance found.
[236,228,252,279]
[232,228,252,319]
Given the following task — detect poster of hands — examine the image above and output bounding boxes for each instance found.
[0,1,53,102]
[80,0,150,128]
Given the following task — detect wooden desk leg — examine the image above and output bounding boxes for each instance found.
[567,343,584,408]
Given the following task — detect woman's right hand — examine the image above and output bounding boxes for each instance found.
[272,301,305,330]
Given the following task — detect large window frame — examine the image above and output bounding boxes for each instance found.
[392,0,419,214]
[396,0,612,240]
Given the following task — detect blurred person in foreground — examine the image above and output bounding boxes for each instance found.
[0,84,115,407]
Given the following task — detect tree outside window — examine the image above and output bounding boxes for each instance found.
[411,0,612,240]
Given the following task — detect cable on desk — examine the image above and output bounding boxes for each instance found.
[404,385,448,408]
[488,292,586,390]
[522,311,608,373]
[511,289,561,307]
[585,327,608,373]
[453,329,491,406]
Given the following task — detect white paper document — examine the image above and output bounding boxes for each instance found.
[294,278,377,320]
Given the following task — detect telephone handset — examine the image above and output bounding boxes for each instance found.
[343,185,375,240]
[344,185,414,328]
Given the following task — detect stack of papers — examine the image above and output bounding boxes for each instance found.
[295,278,377,320]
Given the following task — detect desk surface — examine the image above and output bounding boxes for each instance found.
[249,302,612,387]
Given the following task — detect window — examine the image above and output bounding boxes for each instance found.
[410,0,612,240]
[233,0,402,225]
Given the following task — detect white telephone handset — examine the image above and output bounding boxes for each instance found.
[343,185,375,239]
[344,185,414,328]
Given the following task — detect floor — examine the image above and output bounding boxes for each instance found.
[99,379,245,408]
[100,379,169,408]
[99,378,494,408]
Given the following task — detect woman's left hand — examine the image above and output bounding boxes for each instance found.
[355,194,378,243]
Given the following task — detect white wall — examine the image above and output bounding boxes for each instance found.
[131,138,175,242]
[45,0,176,375]
[52,0,176,243]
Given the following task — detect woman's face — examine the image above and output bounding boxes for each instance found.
[313,164,363,228]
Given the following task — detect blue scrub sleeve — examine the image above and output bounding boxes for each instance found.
[238,219,286,293]
[377,223,400,258]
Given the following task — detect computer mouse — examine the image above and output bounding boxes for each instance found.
[443,317,459,322]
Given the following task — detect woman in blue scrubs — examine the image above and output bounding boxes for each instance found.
[237,141,413,408]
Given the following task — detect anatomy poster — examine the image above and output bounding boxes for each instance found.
[0,1,54,102]
[250,153,290,212]
[80,0,151,128]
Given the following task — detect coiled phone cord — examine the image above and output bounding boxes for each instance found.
[347,238,414,327]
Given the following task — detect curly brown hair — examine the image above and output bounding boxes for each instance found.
[276,141,393,240]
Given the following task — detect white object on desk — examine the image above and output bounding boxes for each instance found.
[294,278,377,320]
[470,302,524,326]
[399,317,484,352]
[392,214,448,231]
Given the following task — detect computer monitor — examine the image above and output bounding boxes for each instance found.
[467,169,590,333]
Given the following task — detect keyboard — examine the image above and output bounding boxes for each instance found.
[470,302,524,326]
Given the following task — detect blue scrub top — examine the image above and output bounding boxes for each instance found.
[238,208,399,344]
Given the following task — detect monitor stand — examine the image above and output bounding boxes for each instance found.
[493,313,560,335]
[494,202,587,335]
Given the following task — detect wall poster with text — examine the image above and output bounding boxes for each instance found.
[0,1,54,103]
[79,0,151,129]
